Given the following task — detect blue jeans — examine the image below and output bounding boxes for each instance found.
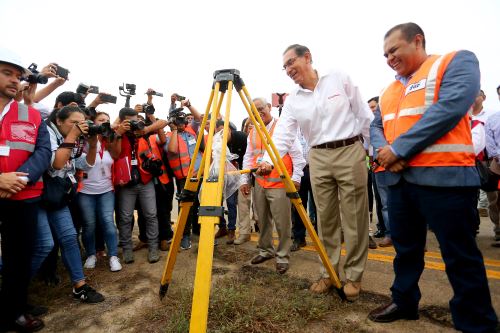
[219,191,238,230]
[78,191,118,257]
[32,206,85,284]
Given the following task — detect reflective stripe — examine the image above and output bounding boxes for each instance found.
[422,144,475,154]
[6,140,35,152]
[398,106,427,118]
[383,113,395,122]
[17,103,29,121]
[171,162,191,171]
[425,55,445,106]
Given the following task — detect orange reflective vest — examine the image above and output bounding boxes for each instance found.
[137,135,170,184]
[166,130,196,180]
[0,102,44,200]
[378,52,475,169]
[250,120,292,189]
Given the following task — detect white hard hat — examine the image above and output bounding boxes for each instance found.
[0,46,29,74]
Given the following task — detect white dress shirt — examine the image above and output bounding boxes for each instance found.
[264,69,373,163]
[241,118,305,184]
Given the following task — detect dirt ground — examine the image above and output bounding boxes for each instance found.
[27,215,499,333]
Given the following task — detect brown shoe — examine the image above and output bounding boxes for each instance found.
[369,236,378,249]
[251,254,274,265]
[133,240,148,251]
[309,278,332,294]
[276,262,289,274]
[378,236,393,247]
[234,234,250,245]
[344,280,361,302]
[226,230,235,244]
[215,226,228,239]
[160,240,169,251]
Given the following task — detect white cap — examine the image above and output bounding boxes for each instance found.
[0,46,29,74]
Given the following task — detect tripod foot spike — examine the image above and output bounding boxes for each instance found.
[336,286,347,301]
[159,283,169,300]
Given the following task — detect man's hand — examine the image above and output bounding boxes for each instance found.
[240,184,251,197]
[22,82,37,105]
[0,189,12,199]
[134,104,143,113]
[293,181,301,191]
[387,160,408,173]
[256,161,273,176]
[0,172,28,194]
[116,119,130,136]
[376,145,399,169]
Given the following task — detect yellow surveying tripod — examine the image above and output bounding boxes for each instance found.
[159,69,345,333]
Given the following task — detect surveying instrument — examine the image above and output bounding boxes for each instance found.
[158,69,346,333]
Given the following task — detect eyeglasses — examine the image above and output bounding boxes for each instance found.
[256,106,266,112]
[282,56,299,70]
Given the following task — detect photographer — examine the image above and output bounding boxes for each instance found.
[112,107,165,264]
[134,91,175,252]
[77,111,122,272]
[166,94,202,250]
[31,105,105,303]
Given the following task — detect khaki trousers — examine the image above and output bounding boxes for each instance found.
[254,182,292,263]
[237,187,259,235]
[309,141,369,282]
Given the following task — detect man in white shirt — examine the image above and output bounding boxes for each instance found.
[258,44,373,301]
[241,97,305,274]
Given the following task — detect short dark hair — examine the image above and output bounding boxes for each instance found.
[54,91,84,108]
[367,96,379,104]
[215,119,225,128]
[96,111,110,120]
[119,107,137,120]
[283,44,313,64]
[49,105,85,125]
[385,22,426,49]
[497,85,500,94]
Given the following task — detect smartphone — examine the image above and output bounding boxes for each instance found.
[99,94,117,104]
[88,86,99,94]
[55,65,69,80]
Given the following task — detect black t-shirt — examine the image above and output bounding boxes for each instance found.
[227,130,247,170]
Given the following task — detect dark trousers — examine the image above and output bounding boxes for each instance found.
[138,180,175,242]
[175,178,201,237]
[0,200,38,327]
[292,166,316,241]
[388,179,498,333]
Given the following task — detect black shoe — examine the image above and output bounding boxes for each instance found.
[73,284,105,303]
[12,314,44,332]
[251,255,274,265]
[373,230,385,238]
[42,272,61,286]
[25,304,48,317]
[276,263,289,274]
[368,302,419,323]
[290,239,306,252]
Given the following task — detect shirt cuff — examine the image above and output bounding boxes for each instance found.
[389,146,401,158]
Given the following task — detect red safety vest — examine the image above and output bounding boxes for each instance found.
[116,135,153,184]
[0,101,44,200]
[378,51,475,170]
[166,128,198,180]
[137,135,170,184]
[250,119,292,189]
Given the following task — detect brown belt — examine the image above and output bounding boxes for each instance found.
[311,136,361,149]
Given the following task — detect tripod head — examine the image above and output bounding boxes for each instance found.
[119,83,136,107]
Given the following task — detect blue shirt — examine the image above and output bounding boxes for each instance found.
[370,50,480,187]
[485,111,500,159]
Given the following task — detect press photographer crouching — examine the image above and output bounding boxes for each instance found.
[166,94,203,250]
[31,105,105,303]
[112,107,167,264]
[77,111,122,272]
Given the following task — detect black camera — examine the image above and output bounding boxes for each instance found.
[140,152,163,177]
[129,120,145,131]
[86,120,113,137]
[24,63,48,84]
[142,103,155,115]
[168,108,188,126]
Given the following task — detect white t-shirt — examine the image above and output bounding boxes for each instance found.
[80,140,113,195]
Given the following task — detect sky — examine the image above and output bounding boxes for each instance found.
[1,0,499,128]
